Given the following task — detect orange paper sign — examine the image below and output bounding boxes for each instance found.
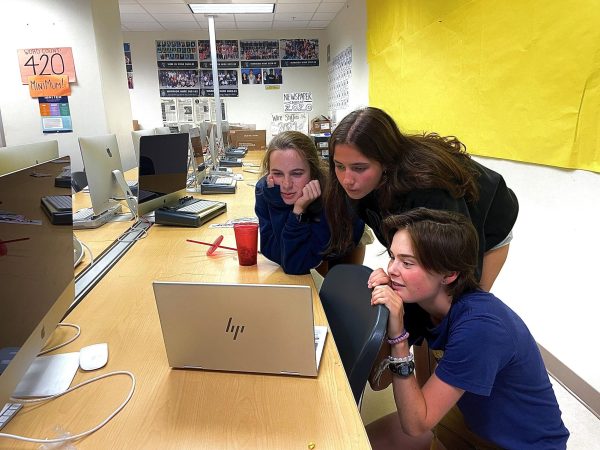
[17,47,77,84]
[28,75,71,97]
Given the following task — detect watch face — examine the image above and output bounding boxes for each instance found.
[390,360,415,377]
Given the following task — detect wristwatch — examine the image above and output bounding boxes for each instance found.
[389,360,415,377]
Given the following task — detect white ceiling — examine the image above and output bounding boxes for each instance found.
[119,0,347,31]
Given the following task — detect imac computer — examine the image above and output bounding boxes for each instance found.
[0,158,74,427]
[0,140,59,176]
[137,133,190,216]
[78,135,138,228]
[200,126,237,194]
[131,129,155,164]
[154,126,171,135]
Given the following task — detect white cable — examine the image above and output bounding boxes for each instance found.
[37,323,81,356]
[79,240,94,266]
[2,371,135,444]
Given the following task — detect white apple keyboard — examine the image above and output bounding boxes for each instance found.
[79,343,109,371]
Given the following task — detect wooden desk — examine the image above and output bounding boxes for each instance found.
[2,155,371,449]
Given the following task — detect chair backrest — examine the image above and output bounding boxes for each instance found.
[319,264,389,404]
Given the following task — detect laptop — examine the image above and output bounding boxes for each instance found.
[152,281,327,377]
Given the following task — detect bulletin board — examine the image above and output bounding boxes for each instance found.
[366,0,600,173]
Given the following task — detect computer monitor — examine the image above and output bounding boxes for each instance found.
[0,157,74,410]
[131,129,155,164]
[154,126,171,135]
[79,134,137,219]
[221,120,231,150]
[0,140,59,176]
[137,133,190,216]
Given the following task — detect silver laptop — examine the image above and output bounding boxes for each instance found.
[152,281,327,377]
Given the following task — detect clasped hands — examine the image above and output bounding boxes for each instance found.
[368,268,405,338]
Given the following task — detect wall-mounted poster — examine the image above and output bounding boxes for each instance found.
[241,68,262,84]
[156,40,198,69]
[263,68,282,85]
[280,39,319,67]
[124,43,133,89]
[328,46,352,111]
[197,40,240,68]
[159,69,200,97]
[240,40,279,68]
[38,96,72,133]
[271,112,309,135]
[156,40,199,97]
[283,92,313,112]
[199,70,238,97]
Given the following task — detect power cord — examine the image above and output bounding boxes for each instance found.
[79,240,94,266]
[1,371,135,444]
[37,323,81,356]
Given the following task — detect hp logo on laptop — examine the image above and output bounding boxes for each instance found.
[106,147,112,157]
[225,317,244,340]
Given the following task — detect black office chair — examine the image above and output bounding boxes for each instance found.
[71,171,88,193]
[319,264,389,404]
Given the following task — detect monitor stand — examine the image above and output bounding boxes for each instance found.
[1,353,80,430]
[112,169,138,220]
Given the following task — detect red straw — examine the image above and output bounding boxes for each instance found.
[0,237,30,244]
[186,237,237,255]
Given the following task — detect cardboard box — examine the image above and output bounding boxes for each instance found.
[230,129,266,151]
[310,115,331,134]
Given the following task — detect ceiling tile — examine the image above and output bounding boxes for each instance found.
[162,22,203,30]
[120,12,157,22]
[152,13,197,22]
[118,4,147,13]
[275,12,313,21]
[275,3,319,13]
[143,3,192,13]
[123,22,166,31]
[312,12,337,21]
[307,20,330,29]
[236,22,274,29]
[316,2,345,13]
[137,0,188,3]
[273,20,310,28]
[235,13,274,22]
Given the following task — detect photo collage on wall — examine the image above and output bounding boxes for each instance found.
[198,39,239,97]
[328,46,352,112]
[157,40,200,97]
[156,39,319,98]
[124,43,133,89]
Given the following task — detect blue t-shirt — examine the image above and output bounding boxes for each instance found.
[425,290,569,449]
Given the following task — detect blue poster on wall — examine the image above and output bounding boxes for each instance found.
[38,96,72,133]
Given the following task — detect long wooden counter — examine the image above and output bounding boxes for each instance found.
[1,154,371,449]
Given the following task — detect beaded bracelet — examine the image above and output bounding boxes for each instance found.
[387,329,409,345]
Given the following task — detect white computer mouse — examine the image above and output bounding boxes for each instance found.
[79,343,109,371]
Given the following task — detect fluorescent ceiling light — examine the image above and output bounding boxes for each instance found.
[188,3,275,14]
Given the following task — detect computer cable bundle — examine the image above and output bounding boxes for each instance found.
[1,371,136,444]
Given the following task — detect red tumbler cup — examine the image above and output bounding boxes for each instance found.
[233,223,258,266]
